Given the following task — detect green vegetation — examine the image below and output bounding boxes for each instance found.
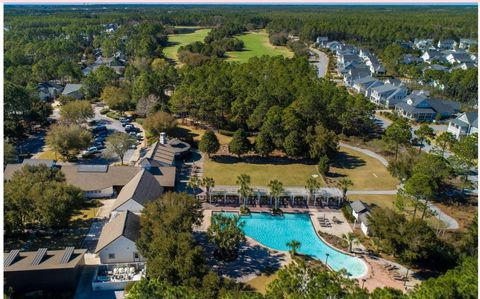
[163,28,211,62]
[59,100,94,124]
[204,159,319,186]
[45,124,92,161]
[207,214,246,261]
[4,165,83,235]
[199,130,220,158]
[105,132,136,165]
[226,31,293,63]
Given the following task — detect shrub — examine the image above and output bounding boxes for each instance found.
[100,107,110,115]
[124,281,136,293]
[106,111,120,120]
[272,207,283,215]
[240,206,250,215]
[341,205,355,223]
[219,129,235,137]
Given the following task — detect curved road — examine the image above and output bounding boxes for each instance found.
[310,48,329,78]
[342,142,460,230]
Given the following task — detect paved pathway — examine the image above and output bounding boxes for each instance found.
[340,142,389,167]
[341,142,460,230]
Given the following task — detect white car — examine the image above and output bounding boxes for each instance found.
[82,146,99,157]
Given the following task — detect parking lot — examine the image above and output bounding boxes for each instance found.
[81,106,144,164]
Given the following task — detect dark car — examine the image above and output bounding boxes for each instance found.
[92,125,107,133]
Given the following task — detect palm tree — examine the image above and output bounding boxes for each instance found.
[187,174,201,194]
[305,176,321,206]
[342,232,359,253]
[201,177,215,203]
[268,179,284,210]
[286,240,301,256]
[236,174,252,209]
[337,178,353,203]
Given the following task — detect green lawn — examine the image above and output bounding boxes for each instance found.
[163,28,211,62]
[226,30,293,63]
[203,158,319,187]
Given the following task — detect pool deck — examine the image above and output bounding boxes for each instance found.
[201,205,422,292]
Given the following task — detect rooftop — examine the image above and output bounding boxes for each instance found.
[4,248,86,272]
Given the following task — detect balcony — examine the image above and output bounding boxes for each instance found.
[92,262,145,291]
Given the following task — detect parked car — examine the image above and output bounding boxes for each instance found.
[82,146,99,157]
[92,125,107,133]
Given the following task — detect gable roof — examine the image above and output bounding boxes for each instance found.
[111,169,163,211]
[62,84,83,96]
[350,200,369,213]
[61,165,140,191]
[95,211,140,253]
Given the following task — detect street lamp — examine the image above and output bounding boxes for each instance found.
[362,279,367,289]
[325,253,330,266]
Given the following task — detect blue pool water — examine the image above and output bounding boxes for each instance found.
[219,212,367,278]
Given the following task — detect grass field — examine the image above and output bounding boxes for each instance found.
[163,28,211,62]
[328,147,399,191]
[203,158,320,186]
[226,30,293,63]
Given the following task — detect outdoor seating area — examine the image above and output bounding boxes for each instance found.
[383,263,411,282]
[92,262,145,291]
[318,214,344,228]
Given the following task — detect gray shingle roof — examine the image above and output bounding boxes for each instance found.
[350,200,369,213]
[62,84,82,95]
[95,211,140,253]
[111,169,164,211]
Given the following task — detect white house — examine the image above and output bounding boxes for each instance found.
[350,200,371,236]
[414,39,434,50]
[110,169,164,214]
[459,38,477,50]
[95,211,144,264]
[359,212,371,236]
[353,76,383,98]
[446,52,473,65]
[447,112,478,140]
[370,84,407,107]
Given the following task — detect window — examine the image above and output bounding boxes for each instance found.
[134,252,139,259]
[108,253,115,259]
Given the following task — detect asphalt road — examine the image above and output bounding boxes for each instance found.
[310,48,329,78]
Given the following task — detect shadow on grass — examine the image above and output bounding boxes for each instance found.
[211,155,316,166]
[331,151,366,170]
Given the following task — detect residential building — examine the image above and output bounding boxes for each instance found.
[452,62,477,70]
[316,36,328,47]
[394,91,460,121]
[370,84,407,107]
[326,41,341,51]
[437,39,457,49]
[421,50,446,64]
[414,38,434,50]
[38,82,64,101]
[447,112,478,139]
[343,67,371,87]
[4,247,86,294]
[95,211,144,264]
[350,200,370,236]
[446,52,474,65]
[110,169,164,213]
[459,38,477,50]
[62,83,84,99]
[426,64,450,72]
[402,54,422,65]
[353,76,383,98]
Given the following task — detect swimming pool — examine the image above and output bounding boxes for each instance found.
[219,212,367,278]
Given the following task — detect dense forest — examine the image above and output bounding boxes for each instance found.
[4,4,477,141]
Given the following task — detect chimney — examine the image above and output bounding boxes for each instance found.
[160,132,167,145]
